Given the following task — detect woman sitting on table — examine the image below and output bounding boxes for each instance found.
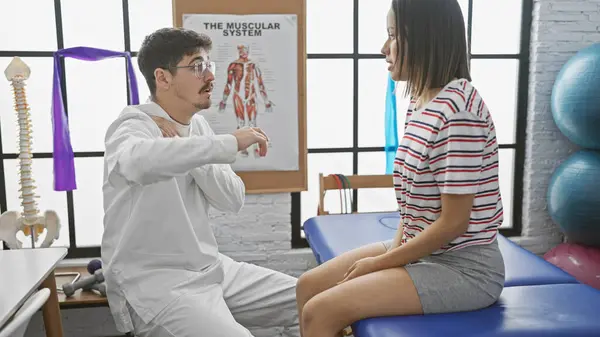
[295,1,505,336]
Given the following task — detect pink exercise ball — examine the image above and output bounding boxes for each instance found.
[544,243,600,290]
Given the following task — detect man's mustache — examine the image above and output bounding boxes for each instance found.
[200,83,213,92]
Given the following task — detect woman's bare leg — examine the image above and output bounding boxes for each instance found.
[302,267,423,337]
[296,242,387,336]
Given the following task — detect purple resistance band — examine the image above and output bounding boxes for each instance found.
[51,46,140,191]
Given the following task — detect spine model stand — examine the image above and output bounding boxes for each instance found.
[0,57,60,249]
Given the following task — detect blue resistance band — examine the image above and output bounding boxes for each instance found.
[384,73,398,174]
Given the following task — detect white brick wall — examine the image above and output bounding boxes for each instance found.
[519,0,600,254]
[210,193,317,278]
[24,2,600,335]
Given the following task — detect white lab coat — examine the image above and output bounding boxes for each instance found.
[101,101,244,333]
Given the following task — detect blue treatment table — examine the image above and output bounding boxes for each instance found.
[303,212,577,287]
[353,284,600,337]
[303,212,600,337]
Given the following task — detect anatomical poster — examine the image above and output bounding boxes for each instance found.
[182,14,299,171]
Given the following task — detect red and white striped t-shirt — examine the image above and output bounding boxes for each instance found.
[394,78,503,254]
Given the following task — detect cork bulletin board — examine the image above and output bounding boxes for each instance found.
[172,0,307,194]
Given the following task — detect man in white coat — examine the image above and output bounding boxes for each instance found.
[101,27,299,337]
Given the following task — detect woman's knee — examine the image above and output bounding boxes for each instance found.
[301,293,343,335]
[296,268,320,303]
[300,294,325,329]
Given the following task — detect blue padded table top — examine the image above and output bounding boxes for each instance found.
[353,283,600,337]
[496,231,577,286]
[304,212,397,263]
[303,212,578,287]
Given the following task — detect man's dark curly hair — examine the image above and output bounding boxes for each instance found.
[137,27,212,97]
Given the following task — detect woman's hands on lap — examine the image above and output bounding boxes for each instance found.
[338,225,405,284]
[338,256,386,284]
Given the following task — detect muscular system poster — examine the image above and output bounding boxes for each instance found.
[182,14,299,172]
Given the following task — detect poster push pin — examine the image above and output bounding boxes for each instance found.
[0,57,61,249]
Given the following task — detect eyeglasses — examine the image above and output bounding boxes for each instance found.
[173,61,216,79]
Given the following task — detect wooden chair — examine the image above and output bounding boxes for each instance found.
[317,173,393,215]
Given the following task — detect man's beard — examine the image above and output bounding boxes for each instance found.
[193,99,210,111]
[176,82,211,111]
[196,83,212,110]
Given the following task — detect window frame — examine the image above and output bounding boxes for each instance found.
[0,0,532,255]
[0,0,136,258]
[291,0,533,248]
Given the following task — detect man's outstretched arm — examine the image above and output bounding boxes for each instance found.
[190,163,245,213]
[105,113,238,186]
[188,117,246,213]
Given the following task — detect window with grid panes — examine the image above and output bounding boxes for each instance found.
[0,0,173,258]
[291,0,532,248]
[0,0,531,254]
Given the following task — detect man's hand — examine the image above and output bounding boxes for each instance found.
[232,127,269,157]
[151,116,178,138]
[151,116,268,157]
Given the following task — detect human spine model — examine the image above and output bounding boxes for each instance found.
[0,57,60,249]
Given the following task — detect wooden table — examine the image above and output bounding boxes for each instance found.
[0,247,67,337]
[54,266,108,308]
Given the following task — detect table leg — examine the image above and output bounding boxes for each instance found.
[40,270,64,337]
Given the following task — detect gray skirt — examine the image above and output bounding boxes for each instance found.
[383,239,505,314]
